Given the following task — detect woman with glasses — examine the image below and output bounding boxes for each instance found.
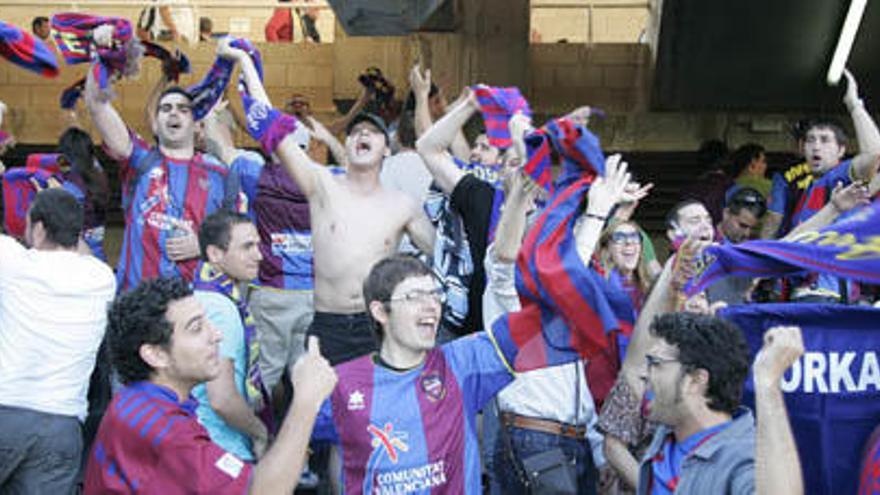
[599,220,657,314]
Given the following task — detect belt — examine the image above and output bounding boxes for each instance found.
[500,412,586,439]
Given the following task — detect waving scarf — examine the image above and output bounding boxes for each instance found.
[471,85,532,149]
[187,38,262,121]
[490,118,634,404]
[0,20,58,77]
[51,13,142,96]
[685,199,880,296]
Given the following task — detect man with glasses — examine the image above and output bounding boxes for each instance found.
[639,312,804,494]
[316,254,600,494]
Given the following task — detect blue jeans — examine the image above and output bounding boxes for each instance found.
[493,426,597,495]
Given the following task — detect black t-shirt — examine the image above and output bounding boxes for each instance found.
[450,174,495,334]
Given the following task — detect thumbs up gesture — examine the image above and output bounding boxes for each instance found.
[290,336,338,409]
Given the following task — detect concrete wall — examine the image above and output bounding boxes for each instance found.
[0,2,860,153]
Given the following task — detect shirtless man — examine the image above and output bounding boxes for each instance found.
[228,43,435,365]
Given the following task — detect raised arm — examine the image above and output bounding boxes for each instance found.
[415,92,476,194]
[224,40,326,199]
[619,259,674,389]
[574,154,648,266]
[753,326,805,495]
[843,69,880,181]
[249,337,336,494]
[411,64,433,138]
[84,26,132,159]
[784,181,869,239]
[307,116,347,168]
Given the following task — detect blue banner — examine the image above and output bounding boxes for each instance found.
[720,303,880,495]
[686,199,880,296]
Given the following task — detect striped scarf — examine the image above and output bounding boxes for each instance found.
[192,262,274,432]
[0,19,58,77]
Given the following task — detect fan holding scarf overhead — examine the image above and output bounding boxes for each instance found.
[489,114,642,405]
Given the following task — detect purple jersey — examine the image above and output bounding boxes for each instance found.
[253,161,313,291]
[84,381,253,493]
[317,333,513,494]
[111,132,237,292]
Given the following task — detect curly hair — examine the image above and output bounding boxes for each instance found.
[650,312,750,415]
[107,277,193,384]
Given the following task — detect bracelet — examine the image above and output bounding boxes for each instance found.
[585,212,607,221]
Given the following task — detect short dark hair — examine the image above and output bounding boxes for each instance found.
[198,209,252,260]
[199,16,213,33]
[156,86,194,114]
[107,277,193,384]
[650,312,751,415]
[726,186,766,218]
[363,255,434,341]
[31,16,49,33]
[730,143,765,177]
[29,188,83,247]
[665,199,705,230]
[803,118,848,146]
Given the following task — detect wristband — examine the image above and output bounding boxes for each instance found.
[243,95,299,155]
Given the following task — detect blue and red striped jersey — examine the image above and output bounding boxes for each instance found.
[113,132,237,291]
[315,333,513,494]
[84,381,253,493]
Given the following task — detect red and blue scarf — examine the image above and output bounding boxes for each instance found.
[0,20,58,77]
[471,85,532,149]
[51,13,141,96]
[685,199,880,296]
[490,119,634,404]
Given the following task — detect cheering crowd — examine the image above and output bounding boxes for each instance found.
[0,11,879,495]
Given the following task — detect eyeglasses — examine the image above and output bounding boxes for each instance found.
[645,354,680,371]
[610,231,642,245]
[387,287,447,305]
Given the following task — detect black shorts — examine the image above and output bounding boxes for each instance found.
[306,311,377,365]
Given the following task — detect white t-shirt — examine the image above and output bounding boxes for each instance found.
[380,150,433,205]
[0,236,116,420]
[380,150,433,255]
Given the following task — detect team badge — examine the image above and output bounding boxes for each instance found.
[348,390,365,411]
[419,371,446,402]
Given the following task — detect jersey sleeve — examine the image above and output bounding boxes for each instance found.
[825,158,854,187]
[441,333,514,414]
[150,416,254,494]
[767,172,788,217]
[104,130,153,187]
[229,151,265,219]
